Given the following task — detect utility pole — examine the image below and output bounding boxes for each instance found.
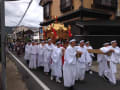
[0,0,6,90]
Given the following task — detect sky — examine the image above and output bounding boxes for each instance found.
[5,0,43,28]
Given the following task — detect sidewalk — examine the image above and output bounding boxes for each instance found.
[0,57,28,90]
[91,61,120,80]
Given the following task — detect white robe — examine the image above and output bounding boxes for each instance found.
[24,44,31,61]
[118,48,120,64]
[51,46,63,78]
[43,43,54,73]
[37,44,45,67]
[63,45,77,87]
[29,45,37,69]
[106,46,120,73]
[97,47,109,77]
[84,45,94,71]
[103,46,120,84]
[76,46,92,80]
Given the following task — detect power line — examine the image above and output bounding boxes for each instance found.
[16,0,33,26]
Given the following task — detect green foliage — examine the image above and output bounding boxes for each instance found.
[25,37,30,43]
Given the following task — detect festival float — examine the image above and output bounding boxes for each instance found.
[42,16,72,41]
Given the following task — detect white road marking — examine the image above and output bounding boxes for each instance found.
[8,50,50,90]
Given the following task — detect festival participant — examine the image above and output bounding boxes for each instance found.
[24,41,31,64]
[43,39,54,75]
[29,41,37,69]
[104,40,120,85]
[97,42,110,78]
[84,41,94,74]
[63,39,79,89]
[51,41,65,83]
[37,41,46,67]
[62,40,69,65]
[76,40,92,81]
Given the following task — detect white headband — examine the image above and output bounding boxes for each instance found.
[69,39,76,43]
[80,40,84,43]
[111,40,117,44]
[103,42,109,46]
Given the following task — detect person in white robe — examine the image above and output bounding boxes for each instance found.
[24,41,31,64]
[51,41,65,83]
[29,41,38,69]
[76,40,92,81]
[63,39,78,88]
[97,43,110,78]
[104,40,120,85]
[118,47,120,64]
[50,42,56,79]
[37,41,46,67]
[43,39,54,75]
[84,41,94,73]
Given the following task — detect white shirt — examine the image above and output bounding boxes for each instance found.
[38,44,46,55]
[30,45,37,55]
[77,46,92,63]
[51,46,63,65]
[25,44,31,54]
[64,45,77,64]
[101,46,120,64]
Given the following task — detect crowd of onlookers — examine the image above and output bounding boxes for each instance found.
[8,41,25,56]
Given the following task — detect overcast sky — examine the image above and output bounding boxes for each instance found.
[5,0,43,28]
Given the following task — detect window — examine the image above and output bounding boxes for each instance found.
[92,0,117,11]
[44,4,50,19]
[66,0,71,7]
[60,0,73,12]
[102,0,112,6]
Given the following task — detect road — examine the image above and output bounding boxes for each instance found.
[7,50,120,90]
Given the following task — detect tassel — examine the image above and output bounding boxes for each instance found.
[68,25,72,37]
[51,24,57,38]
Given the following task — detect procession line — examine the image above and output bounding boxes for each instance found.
[8,50,50,90]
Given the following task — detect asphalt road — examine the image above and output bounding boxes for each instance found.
[7,51,120,90]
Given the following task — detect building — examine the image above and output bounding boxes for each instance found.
[12,26,40,42]
[32,28,43,41]
[40,0,120,48]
